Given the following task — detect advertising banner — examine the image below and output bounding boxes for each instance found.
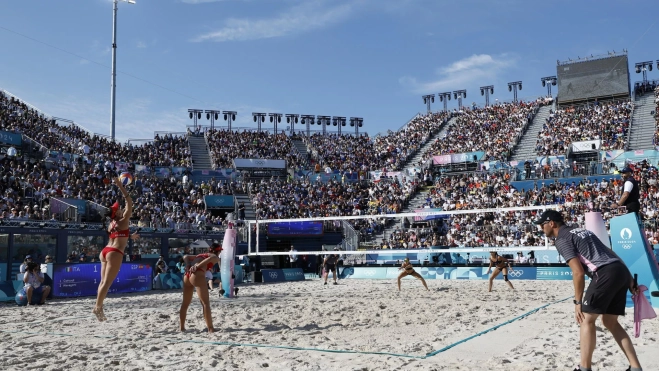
[171,167,188,178]
[571,140,601,153]
[204,195,235,209]
[134,164,151,176]
[52,263,152,298]
[261,268,305,283]
[154,167,171,178]
[267,221,323,236]
[234,159,286,169]
[609,213,659,308]
[0,130,22,146]
[433,155,452,165]
[341,266,585,281]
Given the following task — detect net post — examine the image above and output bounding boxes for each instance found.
[247,220,252,255]
[255,219,260,255]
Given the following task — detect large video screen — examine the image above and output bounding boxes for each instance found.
[267,221,324,236]
[52,263,152,297]
[557,55,630,103]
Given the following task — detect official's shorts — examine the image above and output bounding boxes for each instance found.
[582,261,630,316]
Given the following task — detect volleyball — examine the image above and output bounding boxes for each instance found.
[119,172,133,186]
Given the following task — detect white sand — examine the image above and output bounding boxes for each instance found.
[1,279,657,371]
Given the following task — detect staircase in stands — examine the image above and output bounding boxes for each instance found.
[627,94,656,150]
[510,105,552,162]
[188,135,213,171]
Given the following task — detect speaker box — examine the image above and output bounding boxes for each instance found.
[250,271,262,283]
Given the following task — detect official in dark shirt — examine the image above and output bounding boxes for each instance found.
[534,210,642,371]
[615,167,640,214]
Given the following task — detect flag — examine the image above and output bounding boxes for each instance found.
[633,285,657,338]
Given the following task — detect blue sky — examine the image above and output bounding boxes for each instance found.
[0,0,657,142]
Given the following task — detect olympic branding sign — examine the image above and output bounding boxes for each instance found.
[261,269,305,283]
[362,269,377,277]
[508,270,524,278]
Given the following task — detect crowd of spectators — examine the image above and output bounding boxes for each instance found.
[0,93,241,231]
[654,85,659,146]
[535,100,632,156]
[249,176,420,220]
[205,129,304,170]
[305,111,453,172]
[378,161,659,249]
[422,101,539,163]
[4,90,659,253]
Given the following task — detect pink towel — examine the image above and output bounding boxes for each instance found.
[633,285,657,338]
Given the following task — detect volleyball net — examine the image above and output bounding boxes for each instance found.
[246,205,564,265]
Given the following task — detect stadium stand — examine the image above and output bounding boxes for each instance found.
[421,101,539,163]
[3,88,659,252]
[535,101,632,156]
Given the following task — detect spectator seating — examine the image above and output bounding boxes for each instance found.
[535,101,632,156]
[422,102,538,163]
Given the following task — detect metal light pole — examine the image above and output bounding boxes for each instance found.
[285,114,299,134]
[317,116,331,135]
[350,117,363,136]
[438,92,451,112]
[269,113,282,134]
[507,81,522,103]
[205,110,221,131]
[480,85,494,107]
[110,0,135,141]
[252,113,266,133]
[453,90,466,110]
[540,76,557,97]
[635,61,654,85]
[301,115,315,137]
[422,94,435,114]
[222,111,236,132]
[332,116,346,135]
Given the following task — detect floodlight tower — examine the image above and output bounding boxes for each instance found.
[540,76,557,97]
[252,113,266,133]
[480,85,494,107]
[316,116,331,135]
[438,92,451,112]
[285,114,299,133]
[205,110,222,131]
[349,117,363,135]
[269,113,282,133]
[222,111,236,132]
[300,115,315,137]
[188,109,203,131]
[635,61,654,84]
[507,81,522,103]
[332,116,346,135]
[453,90,467,110]
[422,94,435,114]
[110,0,136,141]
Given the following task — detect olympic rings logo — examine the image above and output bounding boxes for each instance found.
[622,244,632,250]
[362,269,377,277]
[269,272,278,279]
[508,270,524,278]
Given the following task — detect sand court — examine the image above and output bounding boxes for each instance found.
[1,279,657,371]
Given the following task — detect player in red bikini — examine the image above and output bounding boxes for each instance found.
[93,176,138,321]
[180,243,222,333]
